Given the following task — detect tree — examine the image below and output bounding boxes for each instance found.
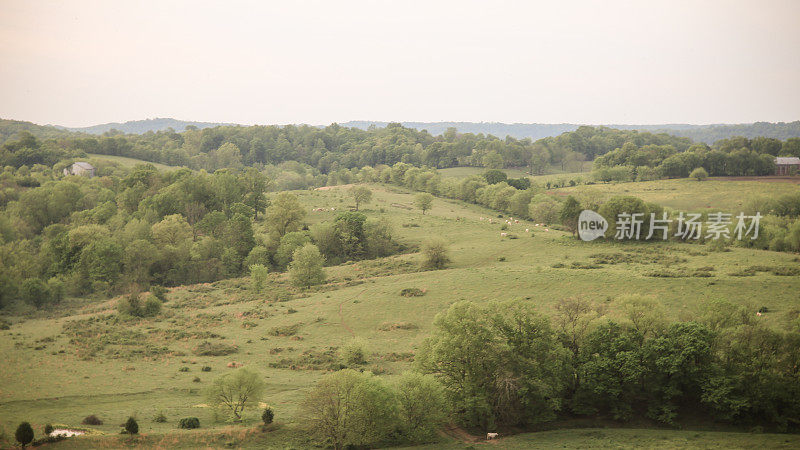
[265,192,306,237]
[690,167,709,181]
[349,186,373,211]
[274,232,311,269]
[483,169,508,185]
[243,167,269,220]
[288,243,326,288]
[125,417,139,435]
[206,368,267,422]
[396,372,448,443]
[261,407,274,425]
[301,369,398,449]
[249,264,269,293]
[421,239,450,270]
[15,422,33,448]
[414,193,433,215]
[560,196,582,237]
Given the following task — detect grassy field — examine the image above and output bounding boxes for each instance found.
[87,153,182,171]
[437,166,591,183]
[558,177,800,212]
[1,182,799,448]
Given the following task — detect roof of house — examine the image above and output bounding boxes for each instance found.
[776,157,800,165]
[72,161,95,170]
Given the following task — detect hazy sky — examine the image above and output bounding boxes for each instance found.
[1,0,799,127]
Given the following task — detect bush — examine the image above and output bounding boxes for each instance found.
[262,407,274,425]
[150,285,168,302]
[117,292,161,318]
[340,337,368,366]
[178,417,200,429]
[690,167,709,181]
[249,264,270,293]
[201,366,212,372]
[179,366,190,372]
[43,424,53,436]
[125,417,139,435]
[82,415,103,425]
[153,411,167,423]
[193,341,238,356]
[400,288,425,297]
[15,422,34,447]
[421,239,450,270]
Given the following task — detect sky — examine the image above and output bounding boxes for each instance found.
[1,0,799,127]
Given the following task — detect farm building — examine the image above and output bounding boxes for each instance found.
[775,157,800,175]
[63,161,96,178]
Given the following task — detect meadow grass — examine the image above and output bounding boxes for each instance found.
[86,153,183,171]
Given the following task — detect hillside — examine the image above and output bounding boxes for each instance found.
[1,182,799,448]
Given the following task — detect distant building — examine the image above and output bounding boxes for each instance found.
[63,161,96,178]
[775,157,800,175]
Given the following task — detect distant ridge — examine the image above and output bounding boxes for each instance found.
[6,117,798,144]
[340,121,800,144]
[57,118,233,135]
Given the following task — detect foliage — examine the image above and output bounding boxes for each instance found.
[414,192,434,214]
[396,372,449,443]
[124,417,139,435]
[249,264,269,293]
[340,337,368,366]
[288,243,326,288]
[261,407,274,425]
[301,369,398,449]
[349,185,373,210]
[205,368,266,421]
[178,417,200,429]
[15,422,34,447]
[690,167,709,180]
[82,415,103,425]
[421,239,450,270]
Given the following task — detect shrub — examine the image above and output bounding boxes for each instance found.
[150,285,168,302]
[82,415,103,425]
[193,341,238,356]
[201,366,212,372]
[193,376,201,383]
[118,292,161,318]
[179,366,190,372]
[690,167,709,181]
[268,323,301,336]
[178,417,200,429]
[0,318,10,330]
[153,411,167,423]
[262,407,274,425]
[340,337,368,366]
[400,288,425,297]
[43,424,53,436]
[15,422,34,447]
[421,239,450,270]
[125,417,139,435]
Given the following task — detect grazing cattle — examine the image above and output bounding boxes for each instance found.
[757,312,763,317]
[544,228,549,232]
[515,219,519,223]
[525,228,529,232]
[487,432,499,440]
[500,232,508,237]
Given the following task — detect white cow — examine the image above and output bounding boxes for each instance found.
[487,432,499,440]
[500,232,508,237]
